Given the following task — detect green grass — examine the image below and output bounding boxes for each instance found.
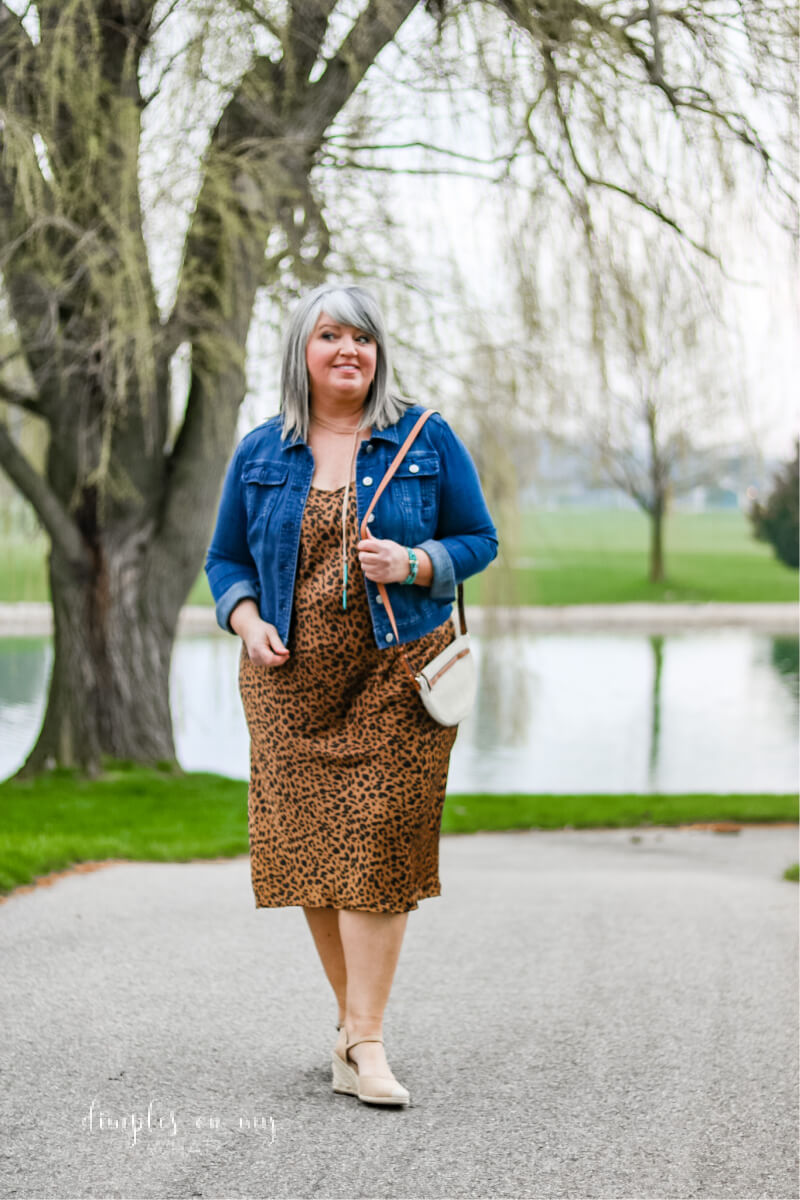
[2,508,796,606]
[0,538,52,604]
[471,508,798,605]
[0,765,796,897]
[439,792,799,833]
[0,766,248,895]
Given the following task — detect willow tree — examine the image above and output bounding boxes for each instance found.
[0,0,793,772]
[572,231,743,584]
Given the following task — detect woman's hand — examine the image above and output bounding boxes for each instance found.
[357,537,433,586]
[243,621,291,667]
[357,536,408,584]
[230,600,290,667]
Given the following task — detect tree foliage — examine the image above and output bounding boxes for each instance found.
[749,439,799,570]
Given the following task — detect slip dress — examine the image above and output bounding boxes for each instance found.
[238,484,459,913]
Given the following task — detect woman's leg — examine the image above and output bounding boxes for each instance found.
[302,907,347,1027]
[338,909,409,1078]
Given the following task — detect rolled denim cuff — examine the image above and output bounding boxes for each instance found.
[216,580,260,634]
[417,539,456,603]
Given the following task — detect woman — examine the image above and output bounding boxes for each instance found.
[205,283,497,1108]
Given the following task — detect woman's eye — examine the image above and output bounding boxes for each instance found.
[321,332,336,340]
[356,334,372,343]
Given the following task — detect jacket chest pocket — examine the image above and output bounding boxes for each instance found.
[242,461,289,536]
[389,450,439,539]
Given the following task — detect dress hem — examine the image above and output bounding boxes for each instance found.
[252,890,441,914]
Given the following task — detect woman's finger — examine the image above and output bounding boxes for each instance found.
[358,539,407,583]
[250,644,289,667]
[248,622,289,666]
[264,624,289,655]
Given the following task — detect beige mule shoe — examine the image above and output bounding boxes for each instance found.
[331,1029,410,1107]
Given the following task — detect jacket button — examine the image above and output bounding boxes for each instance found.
[376,593,383,605]
[365,444,374,454]
[366,513,375,524]
[385,632,394,643]
[363,476,373,486]
[409,463,420,473]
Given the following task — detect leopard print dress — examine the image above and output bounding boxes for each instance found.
[238,484,459,913]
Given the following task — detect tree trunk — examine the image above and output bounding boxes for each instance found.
[21,536,182,775]
[649,499,665,583]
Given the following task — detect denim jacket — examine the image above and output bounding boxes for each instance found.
[205,404,498,648]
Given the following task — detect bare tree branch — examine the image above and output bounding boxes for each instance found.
[141,30,203,106]
[299,0,419,140]
[0,377,41,413]
[147,0,184,39]
[540,47,719,259]
[319,154,508,181]
[286,0,339,88]
[0,423,89,566]
[322,136,513,167]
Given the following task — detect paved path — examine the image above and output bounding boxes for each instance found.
[1,826,797,1199]
[0,601,796,636]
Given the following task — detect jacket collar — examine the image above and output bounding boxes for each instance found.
[368,424,400,444]
[280,432,307,452]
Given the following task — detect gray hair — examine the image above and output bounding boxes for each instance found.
[279,283,411,442]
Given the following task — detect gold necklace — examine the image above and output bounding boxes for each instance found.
[310,411,365,435]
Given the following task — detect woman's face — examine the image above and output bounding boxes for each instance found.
[306,310,378,408]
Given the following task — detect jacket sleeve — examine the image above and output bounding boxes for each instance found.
[416,416,498,603]
[204,441,261,633]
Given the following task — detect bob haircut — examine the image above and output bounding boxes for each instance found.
[279,283,411,442]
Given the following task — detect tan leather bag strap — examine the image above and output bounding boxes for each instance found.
[359,408,466,688]
[359,409,436,538]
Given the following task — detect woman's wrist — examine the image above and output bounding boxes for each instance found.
[409,547,433,587]
[401,548,418,585]
[229,598,261,638]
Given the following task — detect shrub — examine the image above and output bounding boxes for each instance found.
[749,440,799,569]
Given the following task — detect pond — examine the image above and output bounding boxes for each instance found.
[1,628,797,792]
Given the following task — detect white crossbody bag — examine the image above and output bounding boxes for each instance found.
[359,409,477,727]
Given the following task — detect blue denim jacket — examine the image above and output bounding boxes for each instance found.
[205,404,498,648]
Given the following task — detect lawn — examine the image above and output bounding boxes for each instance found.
[1,508,796,606]
[0,765,796,897]
[471,508,798,605]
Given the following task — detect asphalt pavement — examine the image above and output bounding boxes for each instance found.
[0,825,797,1200]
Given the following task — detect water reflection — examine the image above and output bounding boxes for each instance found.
[647,635,664,786]
[0,629,797,793]
[434,628,798,794]
[0,638,52,777]
[472,634,535,751]
[771,637,800,702]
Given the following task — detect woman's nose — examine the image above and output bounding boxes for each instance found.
[338,335,358,356]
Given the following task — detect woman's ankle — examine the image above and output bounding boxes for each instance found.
[344,1016,384,1041]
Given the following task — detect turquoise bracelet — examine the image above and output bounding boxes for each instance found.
[401,547,418,586]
